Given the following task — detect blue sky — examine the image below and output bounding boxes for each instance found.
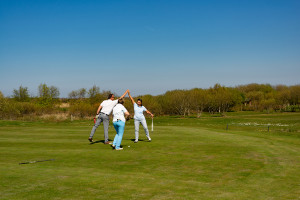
[1,0,299,97]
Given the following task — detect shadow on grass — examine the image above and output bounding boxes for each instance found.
[128,139,151,142]
[89,138,115,145]
[89,140,105,145]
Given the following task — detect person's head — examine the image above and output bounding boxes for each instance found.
[137,98,142,106]
[118,98,124,104]
[108,93,115,100]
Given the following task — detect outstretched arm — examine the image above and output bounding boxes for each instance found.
[128,91,135,104]
[146,110,154,118]
[119,89,129,99]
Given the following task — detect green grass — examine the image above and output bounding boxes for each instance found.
[0,112,300,199]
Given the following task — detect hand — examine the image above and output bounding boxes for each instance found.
[151,114,154,118]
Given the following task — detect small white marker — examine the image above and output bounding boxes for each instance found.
[128,146,130,147]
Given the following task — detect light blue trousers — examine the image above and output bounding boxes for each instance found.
[134,118,150,140]
[113,120,125,149]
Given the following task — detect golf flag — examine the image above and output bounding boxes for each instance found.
[151,118,153,132]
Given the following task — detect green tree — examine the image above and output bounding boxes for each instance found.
[88,85,100,99]
[69,88,87,99]
[190,88,207,117]
[68,90,79,99]
[38,83,51,98]
[38,84,59,99]
[38,83,60,107]
[13,86,30,102]
[50,86,60,99]
[161,90,190,116]
[78,88,87,99]
[290,85,300,105]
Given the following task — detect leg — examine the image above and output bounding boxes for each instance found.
[134,120,140,142]
[102,115,110,142]
[89,116,103,138]
[116,121,125,149]
[112,122,118,147]
[141,119,151,140]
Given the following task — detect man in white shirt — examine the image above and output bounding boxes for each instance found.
[89,89,129,144]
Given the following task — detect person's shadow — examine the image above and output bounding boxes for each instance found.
[89,140,105,145]
[129,139,146,142]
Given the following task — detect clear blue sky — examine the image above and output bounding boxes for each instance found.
[1,0,299,97]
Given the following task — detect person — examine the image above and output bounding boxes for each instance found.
[111,98,130,150]
[89,90,129,144]
[128,91,154,143]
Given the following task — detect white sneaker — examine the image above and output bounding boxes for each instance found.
[134,140,138,143]
[116,148,123,150]
[148,137,152,141]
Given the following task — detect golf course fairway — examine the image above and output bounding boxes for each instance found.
[0,114,299,199]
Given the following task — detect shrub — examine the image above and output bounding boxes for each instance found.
[69,100,96,118]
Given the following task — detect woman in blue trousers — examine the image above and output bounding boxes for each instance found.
[128,91,154,143]
[112,98,130,150]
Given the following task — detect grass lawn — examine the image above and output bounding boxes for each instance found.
[0,112,300,199]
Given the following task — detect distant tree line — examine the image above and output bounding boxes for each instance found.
[0,83,299,120]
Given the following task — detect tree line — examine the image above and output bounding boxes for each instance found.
[0,83,299,120]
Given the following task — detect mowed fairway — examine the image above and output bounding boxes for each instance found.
[0,114,300,200]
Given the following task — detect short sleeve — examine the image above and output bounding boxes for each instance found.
[100,101,104,106]
[122,105,128,113]
[113,100,118,106]
[143,106,147,111]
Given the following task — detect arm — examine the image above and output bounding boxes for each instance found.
[124,111,130,117]
[96,105,102,115]
[119,89,129,99]
[146,110,154,118]
[128,91,135,104]
[124,111,131,121]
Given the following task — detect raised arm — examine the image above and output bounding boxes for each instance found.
[128,91,135,104]
[119,89,129,99]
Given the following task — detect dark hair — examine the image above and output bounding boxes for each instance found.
[137,98,142,106]
[118,98,124,104]
[108,93,114,99]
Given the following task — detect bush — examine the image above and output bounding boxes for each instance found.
[69,100,96,118]
[0,99,21,119]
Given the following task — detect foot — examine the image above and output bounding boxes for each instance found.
[148,138,152,142]
[111,144,115,148]
[116,148,123,150]
[105,141,112,144]
[134,140,138,143]
[88,138,94,142]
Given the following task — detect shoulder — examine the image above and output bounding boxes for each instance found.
[116,104,122,108]
[101,100,108,104]
[121,105,127,111]
[113,104,121,110]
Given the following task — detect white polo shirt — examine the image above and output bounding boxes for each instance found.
[112,104,128,122]
[100,99,118,115]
